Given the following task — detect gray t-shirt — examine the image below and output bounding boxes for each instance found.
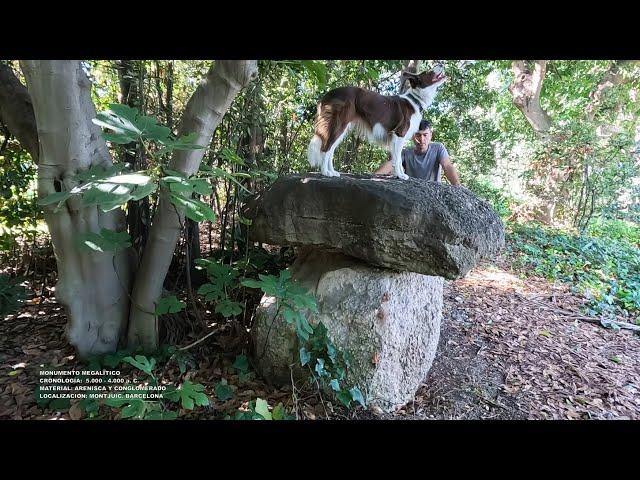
[401,142,449,181]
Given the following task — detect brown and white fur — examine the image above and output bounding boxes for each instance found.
[308,65,446,180]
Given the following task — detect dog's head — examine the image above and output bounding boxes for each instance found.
[401,64,446,90]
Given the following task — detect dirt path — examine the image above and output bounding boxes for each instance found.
[363,260,640,420]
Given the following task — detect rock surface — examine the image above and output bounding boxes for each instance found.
[245,174,504,279]
[252,249,443,412]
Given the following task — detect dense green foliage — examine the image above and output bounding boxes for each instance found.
[508,222,640,321]
[0,139,40,251]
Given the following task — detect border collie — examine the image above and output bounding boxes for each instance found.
[307,64,446,180]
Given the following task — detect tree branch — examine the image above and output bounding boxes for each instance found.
[0,63,39,162]
[585,60,639,122]
[128,60,258,351]
[508,60,553,136]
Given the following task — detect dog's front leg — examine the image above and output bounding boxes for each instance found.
[390,135,409,180]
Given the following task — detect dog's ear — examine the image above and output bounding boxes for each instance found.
[401,71,419,89]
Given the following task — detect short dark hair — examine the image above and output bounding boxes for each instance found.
[418,119,432,131]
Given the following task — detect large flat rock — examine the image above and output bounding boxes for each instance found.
[244,174,504,279]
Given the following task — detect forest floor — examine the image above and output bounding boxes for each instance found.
[1,251,639,421]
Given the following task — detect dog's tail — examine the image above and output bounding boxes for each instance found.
[308,102,326,168]
[307,134,324,168]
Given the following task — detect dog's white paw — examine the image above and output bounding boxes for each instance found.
[330,170,341,177]
[395,172,409,180]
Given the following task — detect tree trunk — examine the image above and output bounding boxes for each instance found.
[20,60,133,358]
[508,60,552,136]
[0,63,39,163]
[187,218,201,269]
[127,60,258,351]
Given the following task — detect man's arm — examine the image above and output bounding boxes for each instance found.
[440,156,461,186]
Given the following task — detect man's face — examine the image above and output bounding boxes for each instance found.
[413,128,432,152]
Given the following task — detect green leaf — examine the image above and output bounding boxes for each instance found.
[123,355,156,375]
[330,378,340,391]
[300,315,314,334]
[34,387,49,408]
[315,358,326,377]
[197,282,223,302]
[121,400,146,419]
[103,350,132,368]
[106,173,153,186]
[191,178,213,196]
[38,191,72,207]
[254,398,272,420]
[301,60,327,87]
[282,306,299,325]
[155,295,186,315]
[349,387,366,407]
[79,398,100,415]
[161,386,179,403]
[299,347,311,366]
[296,319,311,342]
[336,389,352,407]
[94,105,204,154]
[130,181,157,201]
[279,269,292,284]
[80,184,132,212]
[215,299,243,318]
[167,380,209,410]
[272,403,286,420]
[232,355,249,374]
[240,278,270,290]
[169,193,216,223]
[167,178,194,194]
[137,117,171,143]
[76,228,132,254]
[215,380,234,401]
[162,168,186,178]
[326,343,337,363]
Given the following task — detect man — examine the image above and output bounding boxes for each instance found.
[374,120,461,185]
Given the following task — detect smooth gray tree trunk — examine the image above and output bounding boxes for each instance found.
[12,60,257,357]
[20,61,133,357]
[128,60,258,351]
